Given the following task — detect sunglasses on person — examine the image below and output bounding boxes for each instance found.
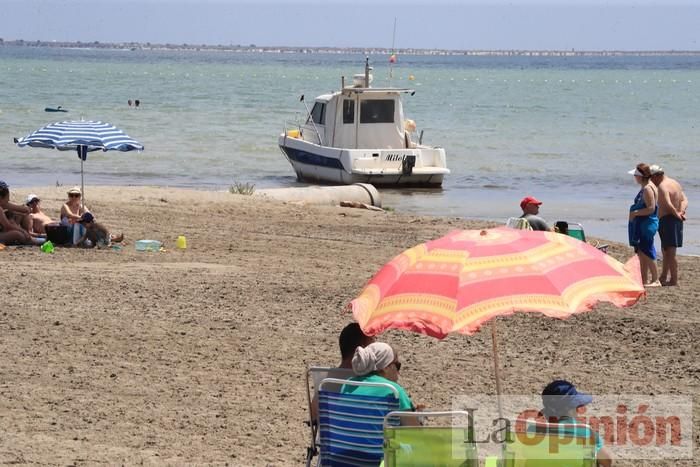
[69,193,81,198]
[391,360,402,372]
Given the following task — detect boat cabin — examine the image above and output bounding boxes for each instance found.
[305,82,413,150]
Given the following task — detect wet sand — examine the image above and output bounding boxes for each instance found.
[1,186,698,466]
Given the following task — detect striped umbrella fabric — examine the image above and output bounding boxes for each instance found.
[16,120,143,154]
[15,120,143,202]
[350,228,645,339]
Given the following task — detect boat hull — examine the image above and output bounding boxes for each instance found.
[278,134,448,187]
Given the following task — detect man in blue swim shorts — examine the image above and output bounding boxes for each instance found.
[650,165,688,286]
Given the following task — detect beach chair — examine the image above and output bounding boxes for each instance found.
[305,367,354,467]
[501,420,597,467]
[383,411,478,467]
[318,378,400,467]
[506,217,532,230]
[555,221,586,242]
[555,221,609,253]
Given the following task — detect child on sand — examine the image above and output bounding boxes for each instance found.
[76,212,124,248]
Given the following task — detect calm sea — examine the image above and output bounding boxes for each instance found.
[1,46,698,253]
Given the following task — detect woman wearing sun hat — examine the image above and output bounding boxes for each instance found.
[628,163,660,287]
[60,186,90,246]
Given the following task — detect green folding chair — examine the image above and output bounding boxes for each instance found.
[566,223,586,242]
[501,421,597,467]
[555,221,586,242]
[383,411,477,467]
[555,221,610,253]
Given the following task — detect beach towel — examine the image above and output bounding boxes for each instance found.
[628,189,658,260]
[61,218,86,246]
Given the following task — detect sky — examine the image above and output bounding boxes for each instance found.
[2,1,698,51]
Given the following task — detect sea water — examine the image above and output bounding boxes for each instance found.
[1,47,698,253]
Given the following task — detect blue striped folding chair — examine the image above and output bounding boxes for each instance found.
[305,367,355,467]
[318,378,400,467]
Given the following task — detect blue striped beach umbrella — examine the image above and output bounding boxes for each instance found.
[15,120,144,202]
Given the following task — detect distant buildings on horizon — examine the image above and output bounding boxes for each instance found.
[1,39,699,57]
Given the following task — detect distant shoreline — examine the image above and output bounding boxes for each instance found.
[2,40,700,57]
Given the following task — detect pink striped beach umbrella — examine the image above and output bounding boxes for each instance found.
[349,228,645,409]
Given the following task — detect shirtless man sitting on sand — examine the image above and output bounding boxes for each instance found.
[650,165,688,286]
[26,194,55,236]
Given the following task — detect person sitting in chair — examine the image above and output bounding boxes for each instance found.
[539,380,613,466]
[520,196,552,231]
[338,322,375,369]
[343,342,424,426]
[310,323,375,424]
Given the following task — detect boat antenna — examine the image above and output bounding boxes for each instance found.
[299,94,322,144]
[388,17,397,87]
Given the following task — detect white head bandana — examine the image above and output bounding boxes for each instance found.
[352,342,395,376]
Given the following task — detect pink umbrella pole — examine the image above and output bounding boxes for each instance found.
[491,321,504,420]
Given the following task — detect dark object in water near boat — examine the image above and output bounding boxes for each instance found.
[45,106,68,112]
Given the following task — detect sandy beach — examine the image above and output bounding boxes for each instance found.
[1,185,698,466]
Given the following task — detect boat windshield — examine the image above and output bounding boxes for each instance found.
[308,102,326,125]
[360,100,394,124]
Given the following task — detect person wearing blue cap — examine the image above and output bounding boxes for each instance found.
[540,380,613,466]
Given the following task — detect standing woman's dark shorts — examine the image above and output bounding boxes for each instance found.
[659,215,683,248]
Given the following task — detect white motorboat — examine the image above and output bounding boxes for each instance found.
[278,59,449,187]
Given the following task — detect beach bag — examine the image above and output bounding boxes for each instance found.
[45,223,71,245]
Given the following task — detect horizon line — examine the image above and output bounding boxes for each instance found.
[2,39,700,55]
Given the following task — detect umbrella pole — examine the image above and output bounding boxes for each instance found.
[490,321,504,420]
[79,145,86,209]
